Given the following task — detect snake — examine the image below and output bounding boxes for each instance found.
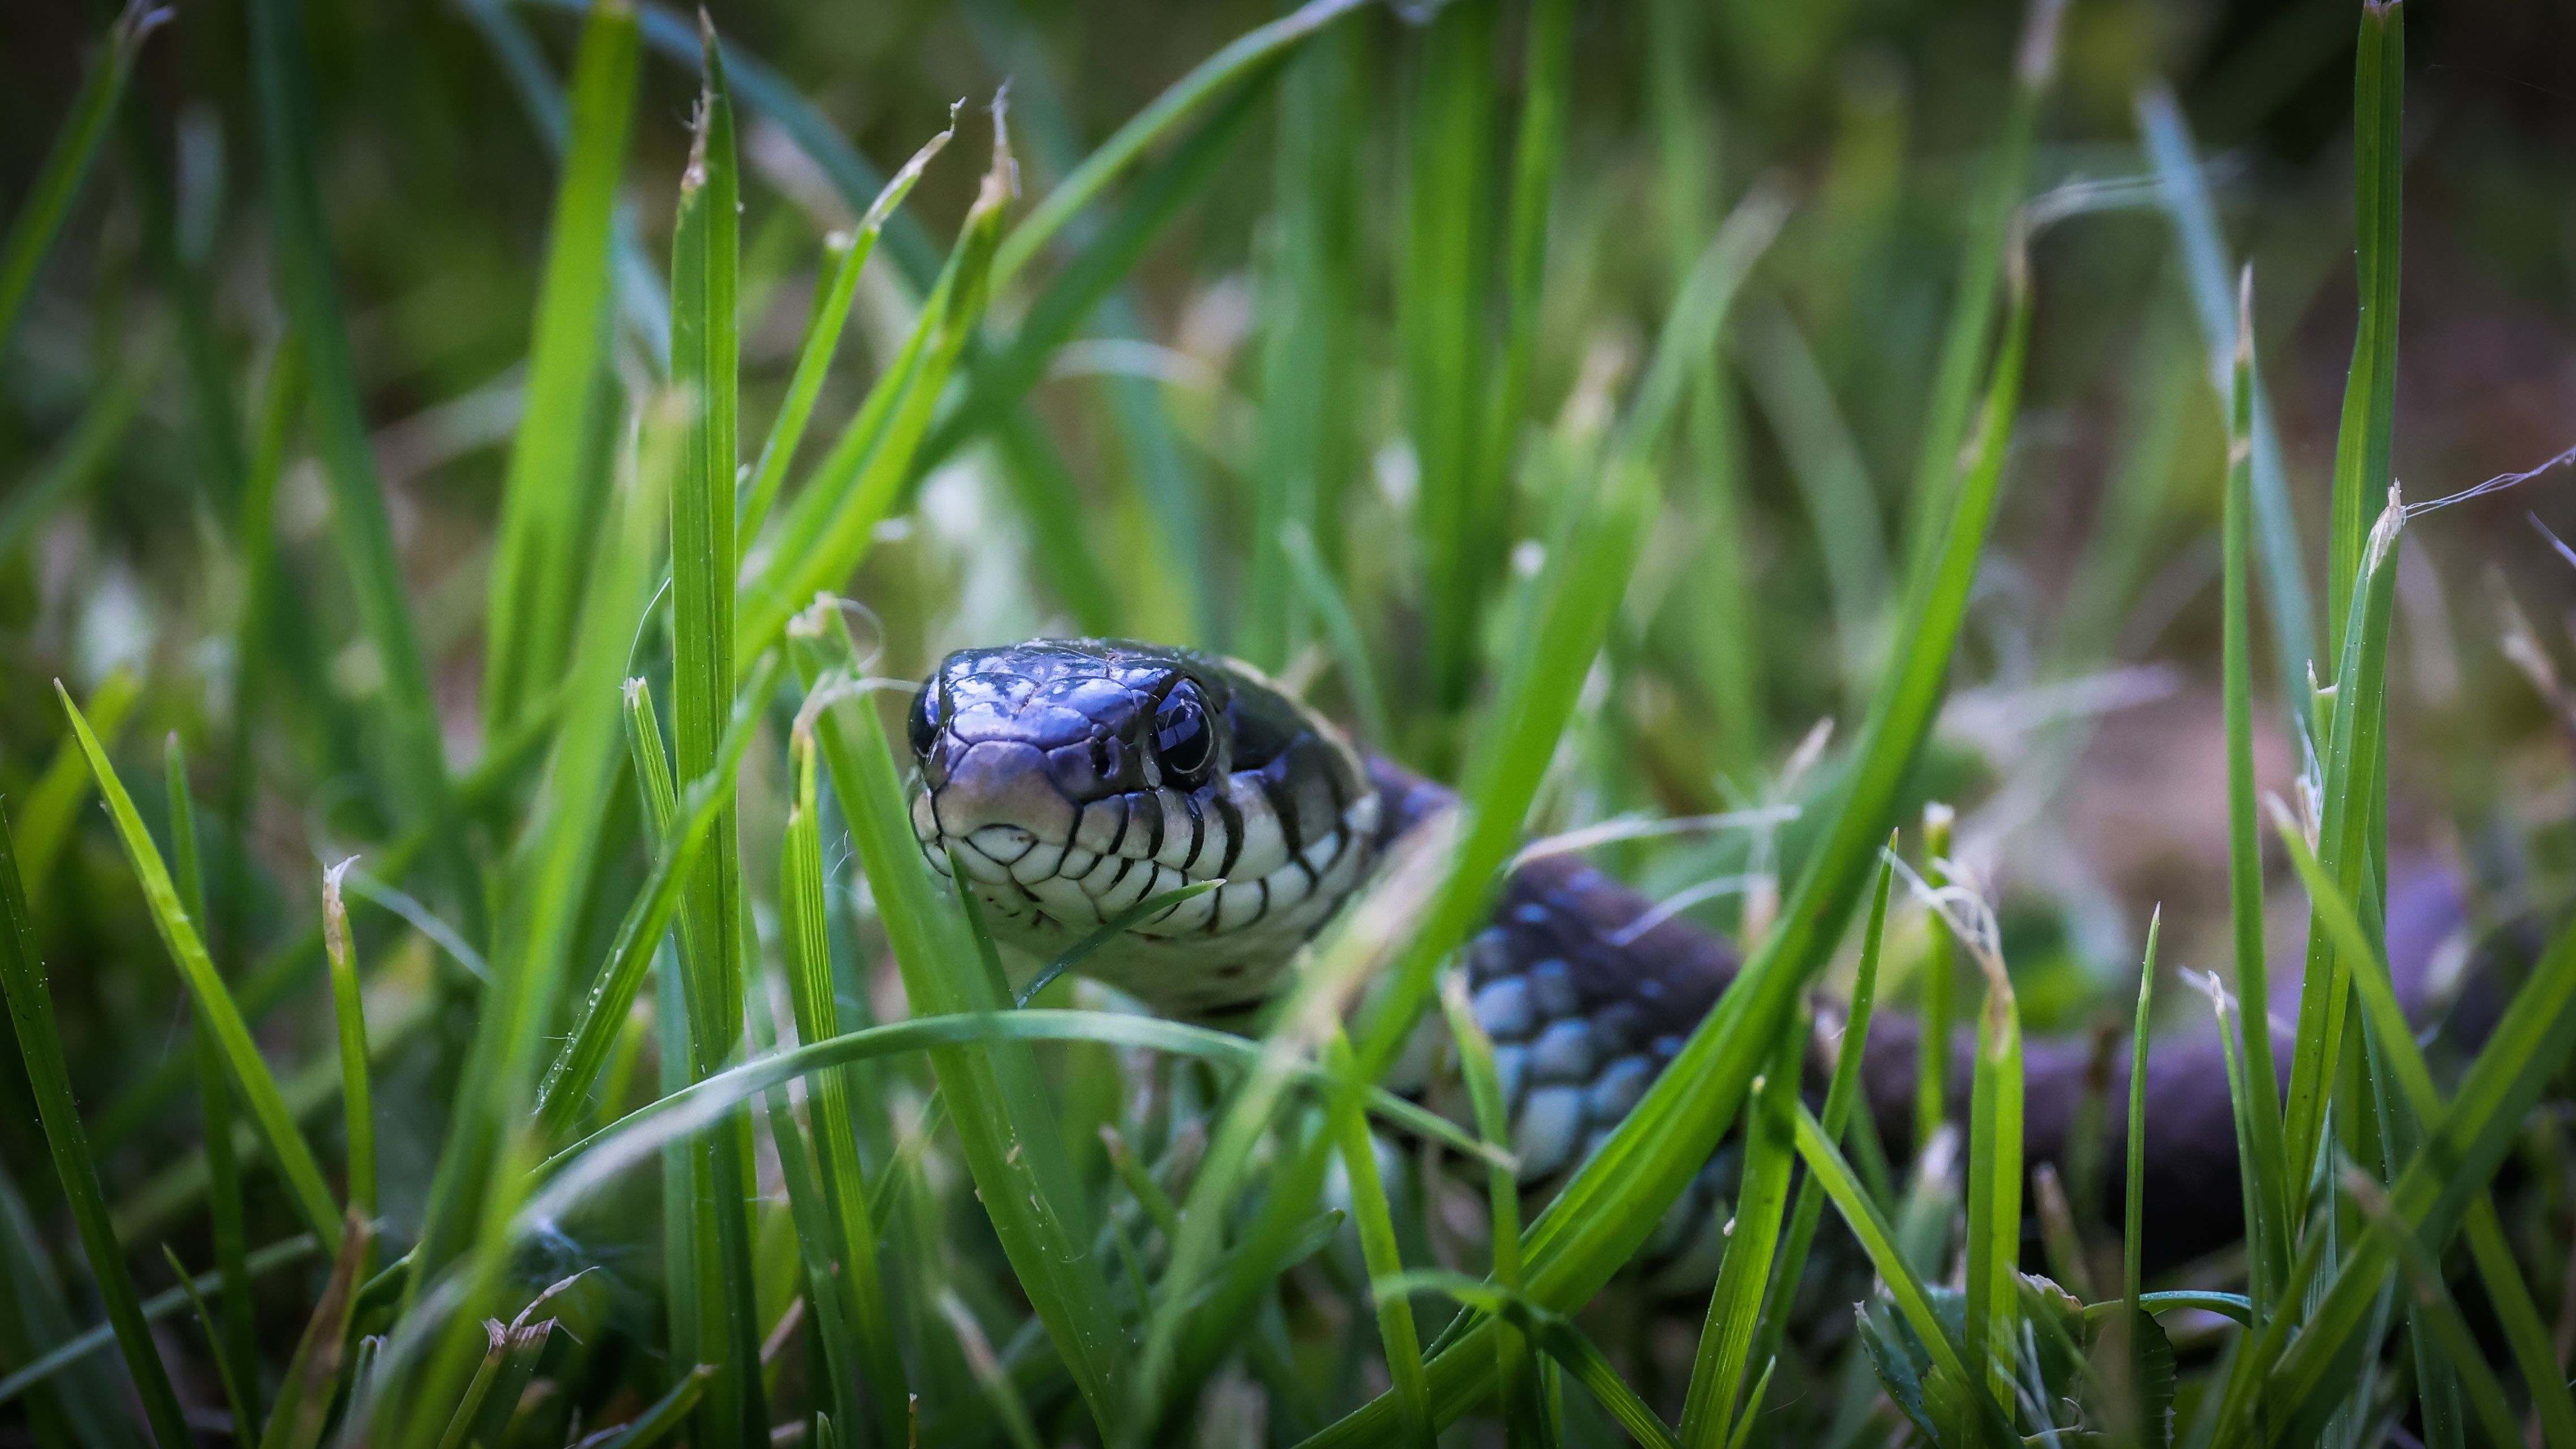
[904,637,2491,1278]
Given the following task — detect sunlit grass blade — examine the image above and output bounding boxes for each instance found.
[1303,211,2024,1449]
[0,804,192,1446]
[322,859,377,1227]
[2135,88,2315,711]
[0,1,163,359]
[788,604,1132,1434]
[250,0,481,943]
[57,685,343,1248]
[737,110,1013,656]
[738,109,957,557]
[1754,839,1894,1376]
[1404,0,1499,721]
[2219,273,2291,1309]
[990,0,1370,290]
[1327,1031,1433,1447]
[664,36,769,1442]
[483,0,640,733]
[1677,1026,1799,1449]
[781,721,909,1445]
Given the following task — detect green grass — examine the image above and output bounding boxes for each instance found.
[6,0,2575,1444]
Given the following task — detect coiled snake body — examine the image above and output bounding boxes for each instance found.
[907,638,2479,1274]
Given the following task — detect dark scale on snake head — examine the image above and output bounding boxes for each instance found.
[909,638,2497,1283]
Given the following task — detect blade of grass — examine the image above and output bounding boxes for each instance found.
[1405,0,1500,722]
[532,1013,1502,1203]
[259,1214,371,1449]
[0,1,165,360]
[2268,803,2576,1449]
[1962,919,2023,1415]
[57,685,343,1248]
[1486,0,1573,557]
[534,659,779,1132]
[158,1244,253,1435]
[0,1236,322,1411]
[391,391,677,1441]
[0,336,161,561]
[989,0,1370,290]
[911,75,1266,491]
[742,957,866,1442]
[667,38,772,1433]
[788,606,1132,1434]
[1646,0,1761,779]
[251,0,482,945]
[0,803,192,1446]
[1439,972,1545,1448]
[2135,88,2315,713]
[484,0,642,733]
[321,859,377,1229]
[1752,839,1895,1378]
[2123,912,2159,1316]
[1298,216,2027,1449]
[736,108,1013,657]
[2341,1170,2525,1449]
[1915,803,1957,1153]
[2326,1,2404,656]
[738,109,957,558]
[162,738,262,1426]
[1373,1272,1679,1449]
[2211,911,2576,1446]
[1012,878,1224,1008]
[596,1364,717,1449]
[2281,492,2405,1209]
[1327,1031,1434,1448]
[781,721,909,1446]
[2220,272,2293,1310]
[1677,1026,1801,1449]
[1899,0,2061,574]
[14,669,140,901]
[1790,1103,1971,1389]
[1244,21,1362,668]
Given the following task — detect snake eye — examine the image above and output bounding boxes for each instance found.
[1152,680,1215,781]
[906,682,942,758]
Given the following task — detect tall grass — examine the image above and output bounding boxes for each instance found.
[4,0,2572,1446]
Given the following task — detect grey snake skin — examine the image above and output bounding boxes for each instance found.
[906,639,2489,1277]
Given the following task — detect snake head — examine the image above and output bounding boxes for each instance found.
[902,638,1378,1013]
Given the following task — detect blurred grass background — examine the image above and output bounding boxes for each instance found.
[8,0,2576,1442]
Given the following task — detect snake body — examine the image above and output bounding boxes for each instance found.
[908,638,2482,1273]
